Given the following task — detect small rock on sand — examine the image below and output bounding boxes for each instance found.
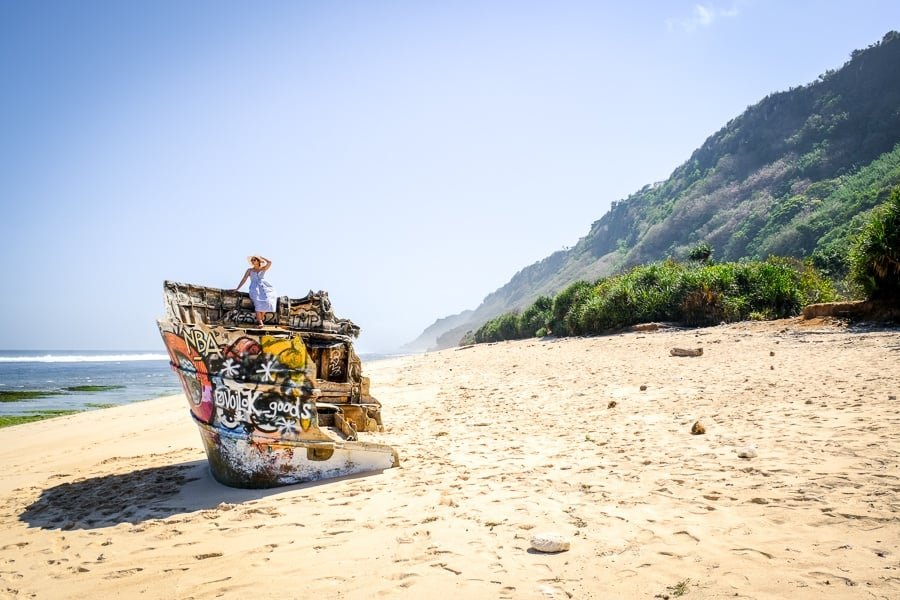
[530,532,571,553]
[691,421,706,435]
[670,347,703,357]
[737,445,758,459]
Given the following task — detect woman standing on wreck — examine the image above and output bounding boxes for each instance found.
[234,255,276,327]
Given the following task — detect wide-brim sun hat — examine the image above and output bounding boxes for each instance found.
[247,255,262,265]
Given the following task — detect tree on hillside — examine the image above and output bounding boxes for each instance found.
[849,186,900,301]
[688,242,714,263]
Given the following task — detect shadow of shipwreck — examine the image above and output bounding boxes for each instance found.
[19,460,381,530]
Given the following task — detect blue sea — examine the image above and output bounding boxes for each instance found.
[0,350,181,416]
[0,350,404,417]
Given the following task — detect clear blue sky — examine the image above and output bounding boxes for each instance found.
[1,1,898,353]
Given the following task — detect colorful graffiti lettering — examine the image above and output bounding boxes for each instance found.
[160,283,376,439]
[180,326,220,356]
[214,386,258,429]
[157,281,395,488]
[259,399,313,425]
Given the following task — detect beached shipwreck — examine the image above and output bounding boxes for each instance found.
[157,281,398,488]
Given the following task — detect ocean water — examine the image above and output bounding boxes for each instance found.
[0,350,181,416]
[0,350,405,417]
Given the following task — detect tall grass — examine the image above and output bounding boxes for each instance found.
[469,257,837,344]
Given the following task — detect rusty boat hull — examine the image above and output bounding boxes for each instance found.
[194,416,398,488]
[157,281,399,488]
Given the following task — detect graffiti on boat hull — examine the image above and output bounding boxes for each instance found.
[158,280,394,488]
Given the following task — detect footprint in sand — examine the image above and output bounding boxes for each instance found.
[808,570,856,586]
[537,584,569,598]
[153,528,183,540]
[103,567,144,579]
[674,530,700,542]
[0,542,29,551]
[389,571,420,583]
[731,547,774,559]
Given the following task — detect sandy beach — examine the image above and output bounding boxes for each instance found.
[1,318,899,599]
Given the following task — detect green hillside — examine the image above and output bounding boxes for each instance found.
[409,31,900,351]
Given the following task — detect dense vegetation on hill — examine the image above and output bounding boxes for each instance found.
[470,182,899,344]
[848,186,900,299]
[406,32,900,351]
[465,257,838,344]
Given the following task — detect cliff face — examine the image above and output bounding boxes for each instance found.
[400,309,473,353]
[415,31,900,350]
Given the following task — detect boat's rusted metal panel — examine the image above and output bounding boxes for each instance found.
[157,281,398,488]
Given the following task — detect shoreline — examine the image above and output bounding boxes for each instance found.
[0,354,180,421]
[1,318,898,598]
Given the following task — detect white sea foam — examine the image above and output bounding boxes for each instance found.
[0,353,169,363]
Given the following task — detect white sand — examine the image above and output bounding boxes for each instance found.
[1,318,898,599]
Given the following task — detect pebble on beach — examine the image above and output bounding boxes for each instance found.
[530,532,571,553]
[737,445,758,458]
[691,421,706,435]
[670,347,703,357]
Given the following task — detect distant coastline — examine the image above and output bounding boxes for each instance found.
[359,351,417,364]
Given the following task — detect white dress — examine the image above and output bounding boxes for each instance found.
[248,269,276,312]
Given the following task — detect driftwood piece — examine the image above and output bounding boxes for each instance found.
[670,347,703,357]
